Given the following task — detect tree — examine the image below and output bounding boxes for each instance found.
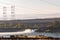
[52,20,60,27]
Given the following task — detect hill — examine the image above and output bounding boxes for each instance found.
[0,18,60,29]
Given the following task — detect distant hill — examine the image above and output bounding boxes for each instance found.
[0,18,60,30]
[0,18,60,23]
[35,18,60,32]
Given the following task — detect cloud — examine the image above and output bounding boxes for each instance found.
[15,13,60,19]
[0,0,60,20]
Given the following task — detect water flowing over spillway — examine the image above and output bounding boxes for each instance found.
[0,28,35,37]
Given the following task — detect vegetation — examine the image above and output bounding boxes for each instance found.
[0,19,60,32]
[36,20,60,32]
[0,22,40,28]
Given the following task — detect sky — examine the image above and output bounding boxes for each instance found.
[0,0,60,20]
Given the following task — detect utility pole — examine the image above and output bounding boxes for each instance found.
[11,5,16,28]
[3,6,7,20]
[3,6,7,28]
[11,5,15,20]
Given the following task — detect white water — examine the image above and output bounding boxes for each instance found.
[0,29,34,37]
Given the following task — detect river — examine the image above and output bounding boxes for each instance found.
[24,32,60,38]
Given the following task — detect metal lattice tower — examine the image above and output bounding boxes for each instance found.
[3,6,7,20]
[3,6,7,28]
[11,6,15,20]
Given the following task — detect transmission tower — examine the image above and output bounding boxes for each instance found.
[11,6,15,20]
[3,6,7,28]
[3,6,7,20]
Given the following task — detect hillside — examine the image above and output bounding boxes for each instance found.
[0,18,60,29]
[0,18,60,23]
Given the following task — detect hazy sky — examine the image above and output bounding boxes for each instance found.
[0,0,60,20]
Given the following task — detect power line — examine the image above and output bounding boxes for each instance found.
[3,6,7,20]
[16,5,40,13]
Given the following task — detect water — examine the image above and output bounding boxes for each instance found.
[0,28,60,38]
[24,32,60,38]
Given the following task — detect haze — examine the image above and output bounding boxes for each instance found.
[0,0,60,20]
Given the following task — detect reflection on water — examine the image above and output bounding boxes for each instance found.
[24,32,60,38]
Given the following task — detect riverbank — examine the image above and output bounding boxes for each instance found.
[0,36,59,40]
